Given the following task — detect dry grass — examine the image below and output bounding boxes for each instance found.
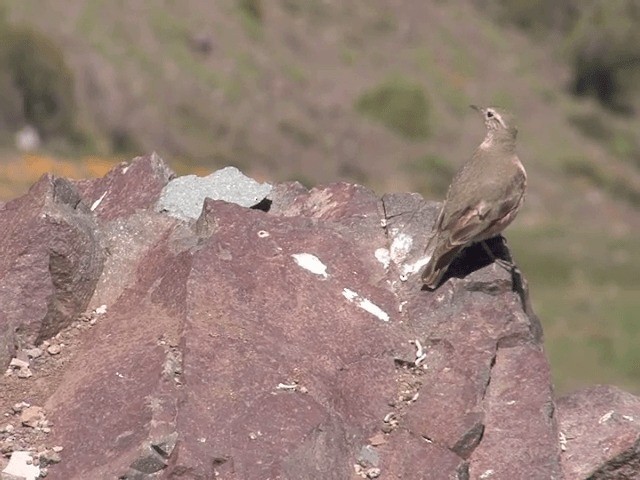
[0,154,119,199]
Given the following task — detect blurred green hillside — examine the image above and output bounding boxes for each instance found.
[0,0,639,394]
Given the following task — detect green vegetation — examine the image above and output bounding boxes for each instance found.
[238,0,263,22]
[286,173,314,189]
[568,112,640,169]
[484,0,577,33]
[0,62,24,134]
[282,63,308,84]
[355,76,430,140]
[338,161,368,185]
[565,1,640,108]
[568,112,611,142]
[489,0,640,108]
[490,90,515,110]
[562,157,640,207]
[412,46,471,115]
[368,12,397,34]
[340,47,357,66]
[280,0,329,21]
[406,154,455,197]
[0,25,76,137]
[611,131,635,158]
[278,120,316,147]
[280,0,301,15]
[237,0,263,39]
[510,226,640,393]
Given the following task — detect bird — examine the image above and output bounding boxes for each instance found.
[421,105,527,289]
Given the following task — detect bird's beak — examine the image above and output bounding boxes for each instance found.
[470,104,482,113]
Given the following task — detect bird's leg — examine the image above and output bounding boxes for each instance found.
[480,241,514,272]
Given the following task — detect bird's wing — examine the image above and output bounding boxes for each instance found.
[443,172,525,247]
[445,202,499,246]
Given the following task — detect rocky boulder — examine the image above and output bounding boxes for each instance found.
[0,154,638,479]
[0,175,104,357]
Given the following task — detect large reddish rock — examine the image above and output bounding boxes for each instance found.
[0,174,104,357]
[72,151,175,222]
[557,385,640,478]
[0,154,637,479]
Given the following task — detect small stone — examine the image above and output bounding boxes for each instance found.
[23,348,42,359]
[129,448,166,473]
[0,439,14,455]
[39,450,61,466]
[151,432,178,458]
[9,358,29,369]
[366,467,381,478]
[46,345,61,356]
[356,445,379,468]
[157,167,273,221]
[41,427,51,433]
[401,391,415,402]
[52,446,63,453]
[2,451,40,479]
[380,423,393,434]
[368,433,386,446]
[17,367,33,378]
[12,402,29,413]
[2,424,14,434]
[20,406,44,428]
[15,350,29,363]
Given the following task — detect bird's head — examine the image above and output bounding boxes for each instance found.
[471,105,518,141]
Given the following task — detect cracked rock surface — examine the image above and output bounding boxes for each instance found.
[0,154,636,479]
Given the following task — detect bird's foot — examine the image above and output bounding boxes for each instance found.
[479,241,514,273]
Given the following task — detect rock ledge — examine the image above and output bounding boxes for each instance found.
[0,154,638,479]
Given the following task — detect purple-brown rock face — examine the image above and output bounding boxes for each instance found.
[0,154,637,479]
[0,175,104,355]
[557,385,640,479]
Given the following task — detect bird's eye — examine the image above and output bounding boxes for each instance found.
[486,110,494,118]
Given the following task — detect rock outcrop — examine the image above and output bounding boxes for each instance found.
[0,154,638,479]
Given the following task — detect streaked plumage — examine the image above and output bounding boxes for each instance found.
[421,106,527,288]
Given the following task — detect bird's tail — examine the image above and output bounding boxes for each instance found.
[421,239,462,289]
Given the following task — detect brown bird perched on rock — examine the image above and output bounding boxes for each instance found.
[421,105,527,289]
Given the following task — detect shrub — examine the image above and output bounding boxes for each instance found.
[565,1,640,109]
[0,69,24,133]
[355,76,430,140]
[479,0,640,108]
[568,112,611,142]
[407,154,455,197]
[238,0,263,22]
[482,0,579,33]
[562,156,640,207]
[0,25,76,137]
